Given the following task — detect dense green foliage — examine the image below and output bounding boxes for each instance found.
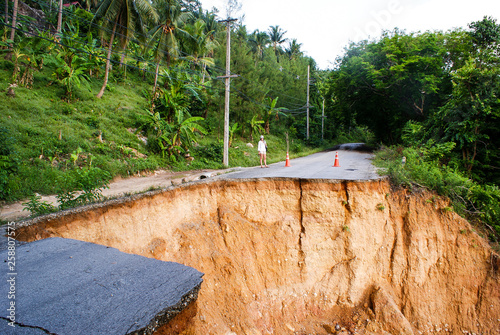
[324,17,500,241]
[1,1,499,242]
[0,0,331,203]
[325,17,500,186]
[375,145,500,245]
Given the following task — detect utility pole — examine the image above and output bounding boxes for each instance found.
[306,64,310,140]
[217,18,238,167]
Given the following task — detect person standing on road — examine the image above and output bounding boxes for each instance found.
[258,135,268,168]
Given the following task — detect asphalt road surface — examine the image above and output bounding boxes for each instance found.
[0,238,203,335]
[217,148,382,180]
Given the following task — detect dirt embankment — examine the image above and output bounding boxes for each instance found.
[15,179,500,335]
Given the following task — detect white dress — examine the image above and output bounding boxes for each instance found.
[258,140,266,154]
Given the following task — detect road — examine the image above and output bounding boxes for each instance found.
[217,148,381,180]
[0,146,381,333]
[0,238,203,334]
[0,145,381,223]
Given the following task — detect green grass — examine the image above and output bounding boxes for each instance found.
[0,60,160,201]
[374,145,500,248]
[0,60,332,203]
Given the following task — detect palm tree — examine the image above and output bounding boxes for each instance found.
[268,25,287,60]
[93,0,158,98]
[249,30,270,60]
[148,0,192,96]
[183,19,216,77]
[202,10,218,44]
[285,39,303,60]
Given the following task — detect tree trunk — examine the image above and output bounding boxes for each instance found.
[120,47,126,66]
[153,61,160,97]
[4,0,8,24]
[97,18,118,99]
[9,0,18,44]
[57,0,63,36]
[202,61,206,83]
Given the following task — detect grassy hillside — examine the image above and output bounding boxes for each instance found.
[1,57,153,200]
[0,58,329,203]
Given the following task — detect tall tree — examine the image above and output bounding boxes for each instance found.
[431,17,500,179]
[93,0,158,98]
[468,15,500,47]
[249,30,270,60]
[183,20,215,68]
[268,25,287,59]
[148,0,192,96]
[201,9,219,50]
[327,30,449,143]
[285,38,302,60]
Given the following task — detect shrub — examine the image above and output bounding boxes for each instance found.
[192,142,223,162]
[22,194,57,216]
[375,146,500,243]
[56,167,111,210]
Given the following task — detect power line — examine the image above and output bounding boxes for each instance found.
[2,5,316,117]
[0,20,219,96]
[4,2,311,110]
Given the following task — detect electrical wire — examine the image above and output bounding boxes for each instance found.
[9,1,312,110]
[37,2,312,109]
[2,4,317,113]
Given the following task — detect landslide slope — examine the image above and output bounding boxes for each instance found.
[16,179,500,334]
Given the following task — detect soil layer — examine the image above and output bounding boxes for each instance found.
[15,179,500,334]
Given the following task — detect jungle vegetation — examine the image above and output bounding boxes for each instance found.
[0,1,498,243]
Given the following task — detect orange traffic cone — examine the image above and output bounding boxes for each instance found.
[333,152,340,167]
[285,152,291,167]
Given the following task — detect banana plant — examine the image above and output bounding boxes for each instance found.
[249,115,264,141]
[229,122,241,147]
[263,96,288,134]
[3,34,46,87]
[170,109,207,155]
[46,52,91,101]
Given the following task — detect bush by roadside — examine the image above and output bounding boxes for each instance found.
[374,145,500,248]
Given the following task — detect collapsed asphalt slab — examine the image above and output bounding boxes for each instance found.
[0,237,204,334]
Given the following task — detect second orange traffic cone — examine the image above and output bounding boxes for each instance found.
[333,151,340,167]
[285,152,291,167]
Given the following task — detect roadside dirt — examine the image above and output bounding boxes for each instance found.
[0,169,227,222]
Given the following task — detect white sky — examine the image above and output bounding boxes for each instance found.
[199,0,500,69]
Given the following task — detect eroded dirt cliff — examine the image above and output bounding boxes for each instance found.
[16,179,500,334]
